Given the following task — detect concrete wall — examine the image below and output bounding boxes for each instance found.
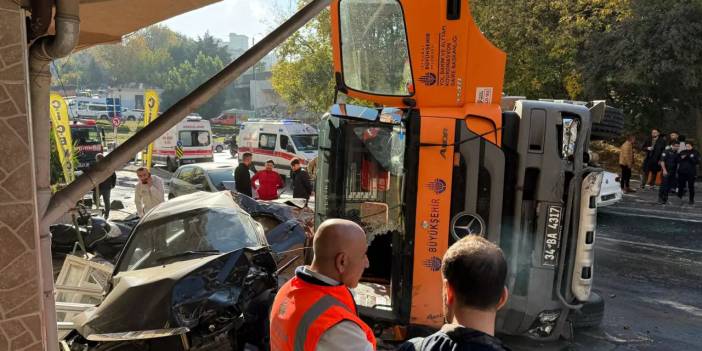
[0,1,46,350]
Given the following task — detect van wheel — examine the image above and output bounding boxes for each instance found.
[570,292,605,329]
[99,115,109,120]
[215,145,223,153]
[167,157,178,172]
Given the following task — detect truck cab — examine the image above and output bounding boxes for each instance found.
[313,0,605,342]
[70,119,104,171]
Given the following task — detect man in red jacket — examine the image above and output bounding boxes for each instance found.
[251,159,284,200]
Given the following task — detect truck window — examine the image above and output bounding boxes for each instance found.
[339,0,413,96]
[259,133,277,150]
[71,127,101,144]
[179,131,211,147]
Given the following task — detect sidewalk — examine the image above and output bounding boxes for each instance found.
[598,179,702,222]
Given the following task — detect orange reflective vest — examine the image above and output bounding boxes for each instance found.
[270,276,377,351]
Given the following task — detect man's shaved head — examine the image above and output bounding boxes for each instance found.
[311,219,369,288]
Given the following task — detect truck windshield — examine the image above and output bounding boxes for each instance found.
[339,0,413,96]
[316,114,406,241]
[291,134,319,152]
[71,127,101,144]
[117,208,260,272]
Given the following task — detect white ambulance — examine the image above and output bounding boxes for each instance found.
[153,115,214,171]
[237,119,318,176]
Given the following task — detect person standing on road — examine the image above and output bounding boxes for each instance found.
[92,154,117,219]
[619,135,636,193]
[641,128,666,189]
[399,235,510,351]
[677,141,699,205]
[658,141,680,204]
[251,160,284,200]
[235,152,254,197]
[270,219,376,351]
[290,159,313,201]
[135,167,165,217]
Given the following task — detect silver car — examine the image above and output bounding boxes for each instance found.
[168,162,236,199]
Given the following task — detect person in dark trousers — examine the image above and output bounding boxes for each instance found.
[290,159,313,201]
[399,235,510,351]
[658,141,680,204]
[251,160,284,200]
[92,154,117,219]
[665,131,682,193]
[677,141,699,205]
[235,152,254,197]
[641,128,666,189]
[619,135,636,193]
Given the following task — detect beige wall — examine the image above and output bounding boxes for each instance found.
[0,1,45,350]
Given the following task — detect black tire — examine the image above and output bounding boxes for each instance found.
[570,292,605,329]
[99,115,109,120]
[215,145,224,153]
[591,106,624,141]
[127,115,136,121]
[168,193,175,200]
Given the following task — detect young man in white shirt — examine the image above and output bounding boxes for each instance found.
[135,167,165,217]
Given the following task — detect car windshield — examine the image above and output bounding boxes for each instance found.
[71,127,101,144]
[291,134,319,152]
[117,208,261,272]
[207,168,236,190]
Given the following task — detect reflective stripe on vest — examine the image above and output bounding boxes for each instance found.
[293,295,351,351]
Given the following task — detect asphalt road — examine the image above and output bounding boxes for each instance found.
[506,211,702,350]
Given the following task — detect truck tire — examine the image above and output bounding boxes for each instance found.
[591,107,624,141]
[570,292,605,329]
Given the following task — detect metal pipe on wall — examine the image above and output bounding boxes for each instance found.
[28,0,80,348]
[42,0,331,226]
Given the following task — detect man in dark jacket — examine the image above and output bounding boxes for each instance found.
[290,159,313,201]
[235,152,254,197]
[399,236,510,351]
[658,141,680,204]
[92,154,117,219]
[641,128,667,189]
[677,141,699,205]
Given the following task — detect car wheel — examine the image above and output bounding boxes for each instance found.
[127,115,136,121]
[99,115,109,120]
[570,292,605,329]
[215,145,223,153]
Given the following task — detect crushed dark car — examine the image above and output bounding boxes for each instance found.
[60,191,309,351]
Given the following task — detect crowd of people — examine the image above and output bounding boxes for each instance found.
[620,129,699,205]
[233,152,314,202]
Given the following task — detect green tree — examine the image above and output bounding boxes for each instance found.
[272,2,335,114]
[162,52,227,117]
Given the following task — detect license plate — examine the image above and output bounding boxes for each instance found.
[542,205,563,266]
[78,162,90,169]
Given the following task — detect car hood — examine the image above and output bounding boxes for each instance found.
[73,247,276,338]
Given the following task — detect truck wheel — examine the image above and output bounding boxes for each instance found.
[215,145,223,153]
[570,292,605,329]
[167,157,178,172]
[591,107,624,141]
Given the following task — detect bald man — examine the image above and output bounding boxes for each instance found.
[270,219,377,351]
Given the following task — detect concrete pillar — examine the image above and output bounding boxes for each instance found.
[0,1,47,350]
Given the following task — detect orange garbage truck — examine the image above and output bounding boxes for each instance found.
[313,0,606,342]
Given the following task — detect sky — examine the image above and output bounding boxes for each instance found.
[159,0,295,42]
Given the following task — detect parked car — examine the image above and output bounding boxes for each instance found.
[597,171,623,207]
[122,108,143,121]
[60,191,309,351]
[169,162,237,199]
[211,112,239,125]
[212,134,226,153]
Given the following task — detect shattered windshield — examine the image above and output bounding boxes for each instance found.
[117,208,261,272]
[291,134,319,152]
[339,0,413,96]
[316,115,406,241]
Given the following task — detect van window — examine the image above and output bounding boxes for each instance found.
[89,104,107,111]
[180,131,211,147]
[259,133,277,150]
[280,135,290,151]
[291,134,319,152]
